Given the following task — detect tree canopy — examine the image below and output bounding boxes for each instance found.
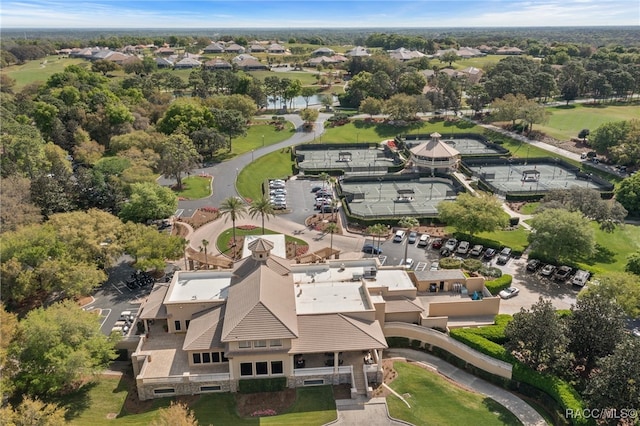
[8,300,117,396]
[119,182,178,223]
[528,208,595,262]
[437,193,507,236]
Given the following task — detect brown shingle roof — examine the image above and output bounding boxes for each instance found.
[221,265,298,342]
[139,283,169,319]
[182,305,225,351]
[290,314,387,353]
[410,139,460,159]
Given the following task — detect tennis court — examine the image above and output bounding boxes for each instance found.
[297,146,396,174]
[404,135,507,156]
[466,160,613,195]
[340,177,458,218]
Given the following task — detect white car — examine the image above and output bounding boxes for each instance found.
[429,261,440,271]
[457,241,470,254]
[444,238,458,251]
[499,287,520,299]
[402,258,414,269]
[270,188,287,196]
[470,245,484,256]
[417,234,430,247]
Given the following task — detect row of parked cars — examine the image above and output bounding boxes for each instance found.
[269,179,287,210]
[112,310,136,335]
[312,185,338,213]
[125,270,155,290]
[526,259,591,286]
[429,237,512,264]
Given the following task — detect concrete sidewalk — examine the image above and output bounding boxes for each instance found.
[385,348,547,426]
[330,397,409,426]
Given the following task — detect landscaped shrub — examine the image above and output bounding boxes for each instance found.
[479,266,502,278]
[484,274,513,295]
[410,339,422,349]
[386,337,411,348]
[238,377,286,393]
[439,257,462,269]
[462,258,483,272]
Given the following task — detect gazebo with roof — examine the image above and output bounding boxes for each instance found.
[409,132,461,174]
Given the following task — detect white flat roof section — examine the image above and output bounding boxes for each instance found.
[166,271,232,303]
[369,269,416,290]
[294,281,370,315]
[242,234,286,259]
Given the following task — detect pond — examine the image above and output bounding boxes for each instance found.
[267,94,337,110]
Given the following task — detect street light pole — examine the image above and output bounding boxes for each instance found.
[262,134,265,147]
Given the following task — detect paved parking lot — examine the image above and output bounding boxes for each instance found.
[368,235,578,312]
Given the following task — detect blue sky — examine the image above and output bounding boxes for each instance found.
[1,0,638,28]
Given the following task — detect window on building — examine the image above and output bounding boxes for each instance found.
[254,340,267,348]
[271,361,283,375]
[193,353,201,364]
[270,339,282,347]
[240,363,253,376]
[200,385,221,392]
[202,352,211,363]
[153,388,176,394]
[185,320,190,329]
[212,352,220,363]
[256,362,268,375]
[174,320,181,331]
[238,341,251,349]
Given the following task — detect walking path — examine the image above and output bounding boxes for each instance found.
[330,397,409,426]
[385,348,547,426]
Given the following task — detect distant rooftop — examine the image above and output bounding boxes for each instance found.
[166,271,232,303]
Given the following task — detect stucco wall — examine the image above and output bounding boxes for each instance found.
[427,296,500,318]
[383,322,512,379]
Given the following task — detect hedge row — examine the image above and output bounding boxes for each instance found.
[450,320,589,426]
[238,377,286,393]
[484,274,513,295]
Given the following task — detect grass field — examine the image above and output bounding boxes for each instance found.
[578,222,640,275]
[322,118,481,143]
[213,121,295,161]
[386,362,522,426]
[449,55,512,71]
[62,377,335,425]
[174,175,212,199]
[536,103,639,141]
[237,149,295,201]
[216,226,307,256]
[2,55,87,89]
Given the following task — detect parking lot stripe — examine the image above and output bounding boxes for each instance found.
[111,283,123,294]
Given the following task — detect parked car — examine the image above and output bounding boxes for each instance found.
[362,244,382,255]
[571,269,591,287]
[408,231,418,244]
[402,258,414,269]
[269,179,285,189]
[499,287,520,299]
[273,203,287,210]
[554,265,572,282]
[431,238,443,249]
[632,328,640,338]
[457,241,470,255]
[321,205,338,213]
[444,238,458,251]
[120,311,134,323]
[483,248,496,259]
[311,186,322,193]
[270,188,286,195]
[417,234,431,247]
[393,230,406,242]
[440,248,452,257]
[497,247,512,264]
[526,259,542,272]
[540,264,556,277]
[429,261,440,271]
[469,244,484,256]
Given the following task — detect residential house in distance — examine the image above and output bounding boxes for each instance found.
[155,57,174,68]
[155,46,175,56]
[268,43,286,54]
[225,43,246,54]
[249,44,266,53]
[311,47,335,57]
[459,66,483,84]
[232,54,268,70]
[203,42,225,54]
[132,237,499,400]
[174,57,202,69]
[204,58,232,70]
[495,46,524,55]
[388,47,426,62]
[346,46,371,57]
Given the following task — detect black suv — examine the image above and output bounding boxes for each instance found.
[526,259,541,272]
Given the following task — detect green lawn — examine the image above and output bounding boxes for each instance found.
[213,122,296,162]
[387,362,522,426]
[536,103,640,141]
[237,149,295,201]
[62,377,335,425]
[175,175,212,199]
[2,55,87,89]
[322,119,481,143]
[519,202,539,215]
[578,222,640,275]
[449,55,513,71]
[216,226,307,256]
[446,225,531,254]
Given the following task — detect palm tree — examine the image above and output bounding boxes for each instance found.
[370,223,387,252]
[319,172,330,189]
[325,222,339,258]
[200,239,209,269]
[398,217,419,267]
[219,197,247,248]
[249,196,275,235]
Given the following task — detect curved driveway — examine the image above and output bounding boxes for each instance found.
[160,112,330,218]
